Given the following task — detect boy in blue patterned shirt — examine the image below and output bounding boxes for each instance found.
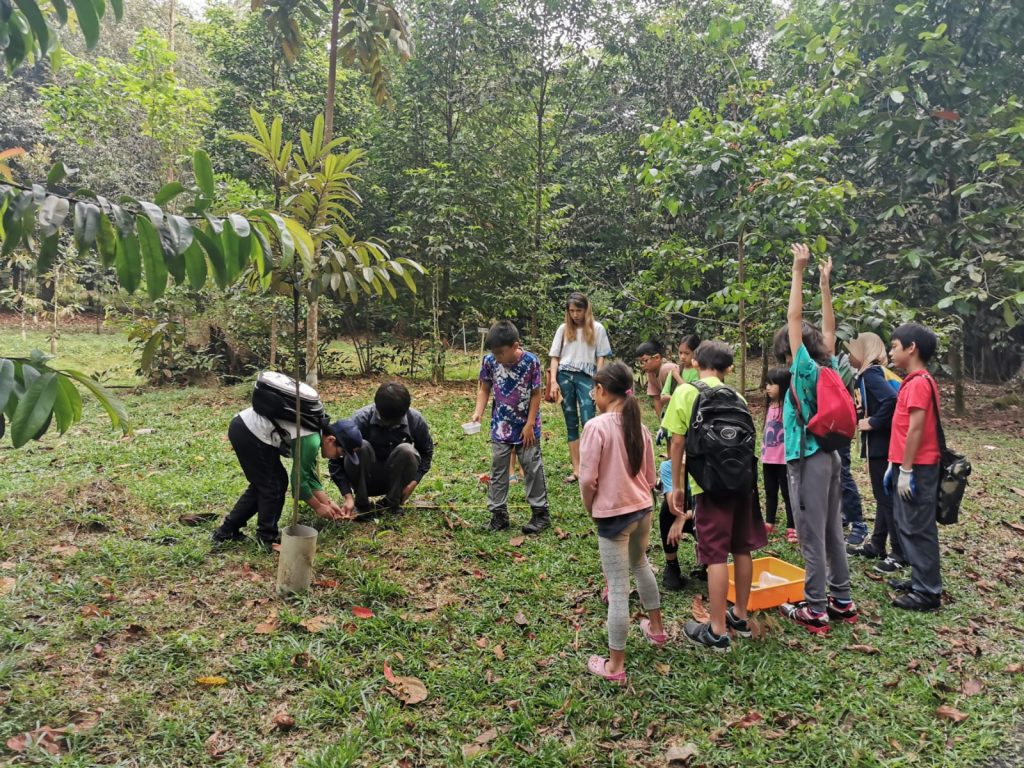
[471,320,550,534]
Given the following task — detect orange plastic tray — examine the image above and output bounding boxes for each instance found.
[726,556,805,611]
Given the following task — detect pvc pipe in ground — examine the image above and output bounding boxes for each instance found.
[276,524,318,596]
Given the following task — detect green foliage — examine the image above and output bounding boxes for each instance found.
[0,0,124,73]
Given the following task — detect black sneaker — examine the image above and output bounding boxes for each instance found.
[725,606,752,638]
[211,527,247,545]
[662,560,686,592]
[888,578,913,592]
[846,523,868,548]
[488,512,510,532]
[826,596,859,624]
[683,620,730,651]
[780,601,830,634]
[892,590,941,611]
[847,542,884,558]
[874,557,907,574]
[690,565,709,582]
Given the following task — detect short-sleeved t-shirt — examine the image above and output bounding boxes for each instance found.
[647,361,679,396]
[479,350,542,444]
[549,322,612,377]
[888,370,941,465]
[783,344,839,462]
[761,403,786,464]
[661,366,699,398]
[661,375,744,495]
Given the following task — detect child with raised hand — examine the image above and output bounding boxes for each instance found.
[845,332,901,564]
[663,341,765,651]
[886,323,943,611]
[776,243,858,634]
[579,361,662,684]
[472,320,550,535]
[762,368,796,542]
[664,334,701,397]
[548,292,613,484]
[635,340,678,420]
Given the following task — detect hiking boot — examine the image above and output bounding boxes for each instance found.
[662,560,686,592]
[846,523,869,547]
[888,578,913,592]
[780,601,830,634]
[488,511,510,532]
[874,556,907,574]
[725,606,752,638]
[892,590,941,611]
[847,541,884,558]
[683,620,730,651]
[522,508,550,535]
[211,527,247,545]
[826,596,859,624]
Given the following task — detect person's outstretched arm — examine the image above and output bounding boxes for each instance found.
[788,243,811,359]
[819,254,836,355]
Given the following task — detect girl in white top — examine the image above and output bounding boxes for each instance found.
[547,292,612,483]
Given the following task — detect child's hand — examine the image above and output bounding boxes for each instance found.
[897,467,917,501]
[667,517,686,546]
[791,243,811,271]
[818,255,833,289]
[668,488,686,517]
[520,428,536,449]
[857,418,872,432]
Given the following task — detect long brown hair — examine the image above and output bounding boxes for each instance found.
[564,292,596,346]
[593,361,644,476]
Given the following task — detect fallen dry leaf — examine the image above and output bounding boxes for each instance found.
[291,652,318,670]
[299,615,336,633]
[254,612,279,635]
[655,662,671,676]
[50,544,79,557]
[936,705,969,723]
[67,711,101,732]
[726,710,764,729]
[666,742,699,765]
[1002,521,1024,536]
[509,536,525,547]
[1009,487,1024,499]
[475,637,489,649]
[205,730,231,759]
[493,644,505,661]
[475,727,499,744]
[1004,663,1023,674]
[513,611,529,628]
[691,595,711,623]
[555,527,570,540]
[272,712,296,732]
[0,576,15,595]
[351,606,374,619]
[461,743,485,758]
[961,678,984,696]
[386,675,429,705]
[313,579,339,589]
[6,726,67,755]
[846,644,881,655]
[195,676,229,687]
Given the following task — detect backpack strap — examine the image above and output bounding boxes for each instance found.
[788,380,808,462]
[921,373,947,454]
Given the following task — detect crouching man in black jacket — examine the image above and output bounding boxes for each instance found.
[330,382,434,518]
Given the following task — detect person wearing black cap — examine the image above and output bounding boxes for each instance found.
[330,382,434,517]
[213,411,363,549]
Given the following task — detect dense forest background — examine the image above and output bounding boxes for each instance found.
[2,0,1023,394]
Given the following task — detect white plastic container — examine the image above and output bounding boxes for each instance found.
[276,524,318,596]
[462,421,481,435]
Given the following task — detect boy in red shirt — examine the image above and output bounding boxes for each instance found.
[887,323,942,611]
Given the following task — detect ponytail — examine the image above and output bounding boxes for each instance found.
[593,360,644,476]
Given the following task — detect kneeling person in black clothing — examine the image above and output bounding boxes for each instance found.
[331,382,434,518]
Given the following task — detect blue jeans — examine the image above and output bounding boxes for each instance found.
[557,369,595,442]
[837,441,864,526]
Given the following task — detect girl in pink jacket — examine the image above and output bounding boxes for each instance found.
[579,361,665,684]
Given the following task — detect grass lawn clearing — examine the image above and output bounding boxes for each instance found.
[1,336,1023,766]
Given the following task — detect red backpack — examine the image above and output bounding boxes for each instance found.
[789,365,857,455]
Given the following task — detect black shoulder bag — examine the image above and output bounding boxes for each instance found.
[926,376,972,525]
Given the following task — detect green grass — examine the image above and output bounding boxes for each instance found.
[1,326,142,386]
[1,332,1023,766]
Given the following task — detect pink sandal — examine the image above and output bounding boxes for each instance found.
[587,655,626,684]
[640,618,667,647]
[786,528,799,544]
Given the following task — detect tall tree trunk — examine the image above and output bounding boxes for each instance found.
[950,322,965,416]
[737,227,747,393]
[534,73,547,250]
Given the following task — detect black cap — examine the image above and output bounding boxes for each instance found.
[325,419,362,464]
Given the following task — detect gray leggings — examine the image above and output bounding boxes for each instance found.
[597,512,661,651]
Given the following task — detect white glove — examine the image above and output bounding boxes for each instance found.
[897,467,916,501]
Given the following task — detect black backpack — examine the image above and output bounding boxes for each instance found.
[685,381,756,494]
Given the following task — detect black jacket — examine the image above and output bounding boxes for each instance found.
[857,365,897,459]
[329,404,434,494]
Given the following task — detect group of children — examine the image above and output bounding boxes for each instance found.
[472,244,949,684]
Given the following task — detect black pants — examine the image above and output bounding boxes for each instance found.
[340,440,419,511]
[763,462,794,528]
[658,495,695,557]
[867,457,903,559]
[222,415,288,542]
